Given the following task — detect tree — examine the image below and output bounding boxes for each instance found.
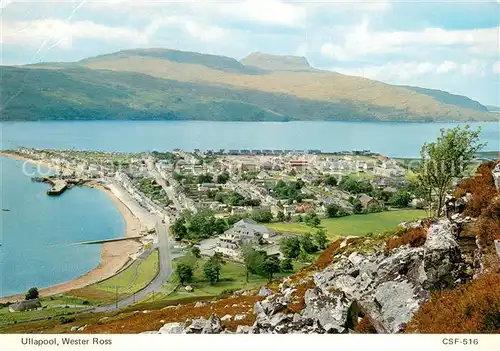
[351,199,363,214]
[242,245,267,282]
[261,256,281,282]
[326,204,341,218]
[389,190,412,208]
[417,125,484,217]
[251,209,273,223]
[304,212,321,227]
[25,287,39,300]
[314,228,328,250]
[276,211,285,222]
[297,214,303,222]
[280,236,301,259]
[300,233,318,254]
[172,218,187,240]
[286,212,292,222]
[176,263,193,284]
[190,246,201,258]
[280,258,294,272]
[216,171,230,184]
[203,257,221,284]
[324,175,338,186]
[197,173,214,184]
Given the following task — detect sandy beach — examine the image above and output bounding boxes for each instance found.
[0,152,145,303]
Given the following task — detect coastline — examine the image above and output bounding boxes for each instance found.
[0,152,143,303]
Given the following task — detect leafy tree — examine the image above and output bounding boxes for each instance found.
[197,173,214,184]
[216,171,230,184]
[286,212,292,222]
[203,257,221,284]
[339,177,373,194]
[227,213,249,226]
[25,287,39,300]
[300,233,318,254]
[261,256,281,282]
[304,212,321,227]
[350,198,364,214]
[324,175,338,186]
[176,263,193,284]
[298,250,312,263]
[326,204,341,218]
[314,228,328,250]
[280,236,301,259]
[417,125,484,216]
[251,209,273,223]
[297,214,303,222]
[242,245,267,282]
[390,190,412,208]
[280,258,294,272]
[172,218,188,240]
[276,211,285,222]
[214,218,228,234]
[190,246,201,258]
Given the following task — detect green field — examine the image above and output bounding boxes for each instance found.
[139,255,308,304]
[94,250,159,297]
[268,210,427,239]
[0,296,90,327]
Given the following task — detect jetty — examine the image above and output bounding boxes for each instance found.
[32,176,88,196]
[47,180,68,196]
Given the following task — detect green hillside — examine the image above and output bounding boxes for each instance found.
[1,48,497,122]
[398,85,489,112]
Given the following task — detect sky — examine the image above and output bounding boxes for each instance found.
[1,0,499,106]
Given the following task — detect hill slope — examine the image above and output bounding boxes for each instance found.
[1,48,497,122]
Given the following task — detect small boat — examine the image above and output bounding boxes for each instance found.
[2,208,10,212]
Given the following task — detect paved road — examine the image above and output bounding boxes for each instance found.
[93,221,173,312]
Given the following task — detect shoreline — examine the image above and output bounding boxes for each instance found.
[0,152,144,303]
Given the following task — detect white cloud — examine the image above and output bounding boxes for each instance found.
[145,16,229,42]
[460,59,487,75]
[321,20,499,61]
[493,61,500,74]
[436,60,459,74]
[1,19,148,49]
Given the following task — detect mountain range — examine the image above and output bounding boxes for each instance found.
[1,48,497,122]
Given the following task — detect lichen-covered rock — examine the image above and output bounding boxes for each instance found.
[185,318,208,334]
[372,280,428,333]
[492,163,500,190]
[301,287,353,333]
[201,314,223,334]
[259,287,274,297]
[159,322,185,334]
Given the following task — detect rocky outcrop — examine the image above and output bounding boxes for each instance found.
[149,218,466,335]
[492,163,500,190]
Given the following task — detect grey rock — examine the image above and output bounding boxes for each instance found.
[492,163,500,190]
[495,240,500,258]
[159,322,185,334]
[236,325,253,334]
[70,326,79,332]
[194,301,207,308]
[259,287,274,297]
[301,287,352,333]
[221,314,232,321]
[234,313,246,321]
[185,318,208,334]
[201,314,223,334]
[373,280,428,333]
[140,331,159,334]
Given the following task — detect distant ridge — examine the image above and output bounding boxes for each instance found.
[398,85,489,112]
[1,48,497,122]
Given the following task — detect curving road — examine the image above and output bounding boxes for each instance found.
[93,221,172,312]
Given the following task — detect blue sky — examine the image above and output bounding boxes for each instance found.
[1,0,499,105]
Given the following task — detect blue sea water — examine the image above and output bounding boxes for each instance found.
[1,120,498,158]
[0,120,498,296]
[0,157,125,297]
